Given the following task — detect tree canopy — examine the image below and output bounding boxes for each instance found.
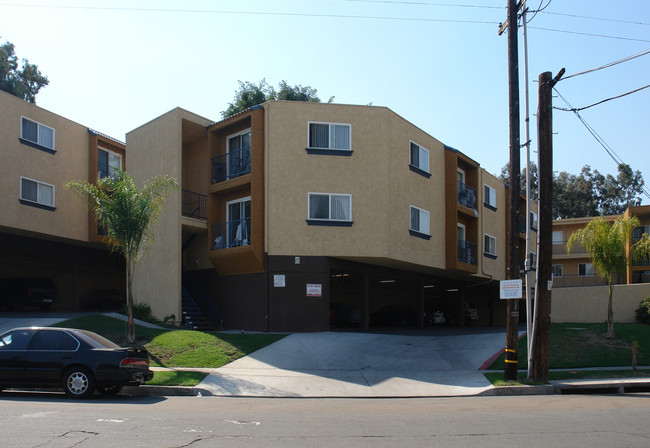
[0,38,49,103]
[498,162,645,219]
[66,171,178,344]
[221,79,334,119]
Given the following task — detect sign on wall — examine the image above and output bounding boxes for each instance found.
[306,284,322,297]
[274,275,286,287]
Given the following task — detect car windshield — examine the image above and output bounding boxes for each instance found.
[74,329,121,349]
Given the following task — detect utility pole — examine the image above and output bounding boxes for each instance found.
[502,0,522,382]
[532,69,564,383]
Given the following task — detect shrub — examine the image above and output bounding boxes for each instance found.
[122,302,153,322]
[635,298,650,324]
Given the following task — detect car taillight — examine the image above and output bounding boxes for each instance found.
[120,357,149,368]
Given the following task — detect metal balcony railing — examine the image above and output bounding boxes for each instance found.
[551,273,626,288]
[182,190,207,220]
[553,241,588,256]
[211,218,251,250]
[457,181,477,210]
[458,240,477,265]
[632,237,650,266]
[211,146,251,183]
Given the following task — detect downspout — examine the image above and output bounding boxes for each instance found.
[264,103,270,332]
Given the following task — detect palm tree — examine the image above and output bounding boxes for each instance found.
[66,170,177,344]
[567,216,650,338]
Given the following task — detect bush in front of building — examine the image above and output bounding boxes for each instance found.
[635,298,650,324]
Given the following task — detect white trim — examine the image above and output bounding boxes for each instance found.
[484,233,497,256]
[20,176,55,207]
[552,264,563,277]
[457,168,465,185]
[307,192,352,221]
[20,116,55,150]
[552,230,563,245]
[307,121,351,151]
[226,128,252,152]
[226,196,252,221]
[578,262,594,277]
[97,146,122,179]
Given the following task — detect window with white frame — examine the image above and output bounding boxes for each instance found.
[410,206,430,236]
[409,142,429,174]
[20,177,55,208]
[98,147,122,179]
[308,193,351,222]
[21,117,55,151]
[484,234,496,257]
[308,122,351,151]
[552,264,563,277]
[530,211,538,230]
[552,230,563,245]
[579,263,594,276]
[484,184,497,209]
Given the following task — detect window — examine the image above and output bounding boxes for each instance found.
[484,185,497,210]
[410,206,430,238]
[20,177,55,209]
[633,225,650,240]
[484,234,497,257]
[21,117,55,152]
[226,197,251,247]
[0,329,35,350]
[552,264,563,277]
[308,193,352,225]
[31,330,79,351]
[409,141,429,175]
[529,252,537,270]
[530,211,538,230]
[552,230,563,245]
[226,129,252,178]
[579,263,594,276]
[308,122,351,151]
[98,147,122,179]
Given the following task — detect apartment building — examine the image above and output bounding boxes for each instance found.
[128,101,536,332]
[0,90,126,310]
[551,205,650,288]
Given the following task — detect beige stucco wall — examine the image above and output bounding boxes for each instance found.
[552,283,650,323]
[264,101,447,270]
[126,108,212,320]
[0,90,90,241]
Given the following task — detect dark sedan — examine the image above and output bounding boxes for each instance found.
[0,327,153,398]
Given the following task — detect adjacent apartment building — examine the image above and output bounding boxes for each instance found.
[0,90,126,310]
[128,101,537,332]
[551,205,650,288]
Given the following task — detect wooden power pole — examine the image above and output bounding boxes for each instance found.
[504,0,521,382]
[532,69,563,383]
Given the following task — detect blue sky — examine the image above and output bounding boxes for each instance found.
[1,0,648,201]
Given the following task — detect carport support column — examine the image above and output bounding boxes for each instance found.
[362,273,369,330]
[418,282,424,329]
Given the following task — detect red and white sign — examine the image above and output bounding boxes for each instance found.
[306,284,322,297]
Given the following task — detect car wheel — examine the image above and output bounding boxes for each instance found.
[63,367,95,399]
[97,384,123,396]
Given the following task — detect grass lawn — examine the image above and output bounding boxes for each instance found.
[485,322,650,385]
[52,314,287,385]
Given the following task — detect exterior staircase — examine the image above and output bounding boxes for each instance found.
[181,287,220,331]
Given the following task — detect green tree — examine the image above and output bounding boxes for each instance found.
[221,79,333,119]
[553,166,599,219]
[0,38,49,103]
[498,161,538,199]
[66,171,178,344]
[567,216,650,338]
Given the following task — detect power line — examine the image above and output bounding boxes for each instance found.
[555,84,650,112]
[540,11,650,27]
[0,3,500,24]
[529,26,650,43]
[562,47,650,81]
[553,88,650,200]
[342,0,504,9]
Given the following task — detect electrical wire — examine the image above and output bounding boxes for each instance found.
[342,0,504,9]
[528,26,650,43]
[0,3,501,25]
[526,0,552,24]
[553,88,650,200]
[561,47,650,81]
[540,11,650,27]
[555,84,650,112]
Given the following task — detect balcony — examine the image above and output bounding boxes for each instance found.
[632,237,650,266]
[457,181,477,210]
[211,146,251,183]
[182,190,207,220]
[553,241,588,256]
[552,274,625,288]
[458,240,477,265]
[211,218,251,250]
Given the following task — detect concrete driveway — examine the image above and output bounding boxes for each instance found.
[198,327,509,398]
